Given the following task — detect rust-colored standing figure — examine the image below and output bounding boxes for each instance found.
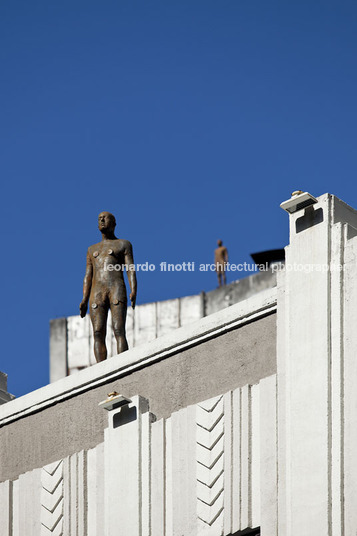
[79,212,137,362]
[214,239,228,287]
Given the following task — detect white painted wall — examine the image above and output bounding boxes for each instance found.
[0,381,268,536]
[277,193,357,536]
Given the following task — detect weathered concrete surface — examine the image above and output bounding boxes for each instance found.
[50,269,277,380]
[205,269,277,316]
[49,318,67,383]
[0,312,276,482]
[0,372,7,391]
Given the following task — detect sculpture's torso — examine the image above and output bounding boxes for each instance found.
[88,239,131,306]
[215,246,227,271]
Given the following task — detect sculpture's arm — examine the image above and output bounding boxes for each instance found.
[224,247,229,263]
[80,250,93,318]
[124,242,137,309]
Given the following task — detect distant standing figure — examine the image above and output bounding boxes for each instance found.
[79,212,137,362]
[214,239,228,287]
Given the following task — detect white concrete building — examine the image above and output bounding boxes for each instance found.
[0,192,355,536]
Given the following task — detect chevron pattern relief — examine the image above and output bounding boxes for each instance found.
[41,460,64,536]
[196,395,225,534]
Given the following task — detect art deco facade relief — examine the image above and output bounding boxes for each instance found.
[0,383,272,536]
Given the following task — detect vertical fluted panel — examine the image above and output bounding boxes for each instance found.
[196,395,225,535]
[41,460,64,535]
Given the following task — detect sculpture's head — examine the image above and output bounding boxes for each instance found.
[217,239,223,247]
[98,211,116,233]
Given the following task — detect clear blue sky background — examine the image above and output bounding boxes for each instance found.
[1,0,357,397]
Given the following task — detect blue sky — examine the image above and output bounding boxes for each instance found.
[1,0,357,397]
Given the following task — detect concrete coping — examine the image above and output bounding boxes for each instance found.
[0,286,277,427]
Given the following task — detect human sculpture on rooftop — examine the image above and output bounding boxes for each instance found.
[80,212,137,362]
[214,239,228,287]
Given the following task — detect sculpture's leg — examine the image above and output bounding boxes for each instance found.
[222,271,227,286]
[90,306,108,362]
[111,301,128,354]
